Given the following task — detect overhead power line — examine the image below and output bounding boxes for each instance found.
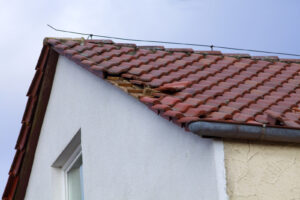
[47,24,300,57]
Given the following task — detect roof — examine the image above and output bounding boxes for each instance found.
[49,38,300,129]
[3,38,300,199]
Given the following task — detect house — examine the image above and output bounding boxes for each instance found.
[3,37,300,200]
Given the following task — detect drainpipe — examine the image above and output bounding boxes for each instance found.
[188,121,300,143]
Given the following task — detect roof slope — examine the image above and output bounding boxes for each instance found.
[49,38,300,129]
[3,38,300,200]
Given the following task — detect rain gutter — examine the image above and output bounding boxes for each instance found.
[188,121,300,143]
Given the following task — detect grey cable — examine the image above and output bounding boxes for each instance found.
[47,24,300,57]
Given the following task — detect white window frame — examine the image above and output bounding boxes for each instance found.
[52,130,83,200]
[62,145,83,200]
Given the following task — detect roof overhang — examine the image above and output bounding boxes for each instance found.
[2,46,59,200]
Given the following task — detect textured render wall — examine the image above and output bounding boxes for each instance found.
[24,56,227,200]
[224,140,300,200]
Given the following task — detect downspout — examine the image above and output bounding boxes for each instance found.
[188,121,300,143]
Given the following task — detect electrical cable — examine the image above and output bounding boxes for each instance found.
[47,24,300,57]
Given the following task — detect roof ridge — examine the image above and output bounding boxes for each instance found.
[47,38,300,64]
[85,39,300,64]
[43,37,85,45]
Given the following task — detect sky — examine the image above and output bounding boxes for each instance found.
[1,0,300,194]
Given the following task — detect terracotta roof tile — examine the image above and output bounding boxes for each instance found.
[47,38,298,129]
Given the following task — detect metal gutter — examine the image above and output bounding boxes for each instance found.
[188,121,300,143]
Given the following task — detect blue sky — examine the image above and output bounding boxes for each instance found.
[1,0,300,194]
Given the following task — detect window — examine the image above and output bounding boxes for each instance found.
[64,147,84,200]
[52,130,84,200]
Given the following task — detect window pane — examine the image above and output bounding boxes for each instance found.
[67,156,83,200]
[80,165,84,200]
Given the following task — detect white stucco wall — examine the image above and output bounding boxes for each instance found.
[24,56,226,200]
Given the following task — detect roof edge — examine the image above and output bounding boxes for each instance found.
[2,46,59,200]
[189,121,300,143]
[45,37,300,64]
[43,37,85,45]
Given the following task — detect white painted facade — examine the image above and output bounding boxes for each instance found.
[24,56,227,200]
